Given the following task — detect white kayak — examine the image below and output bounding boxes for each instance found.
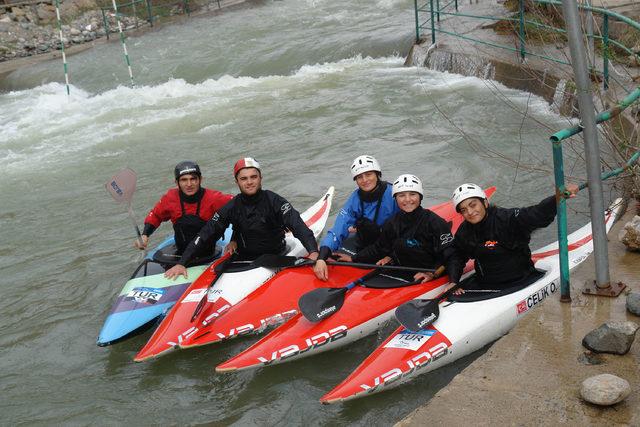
[320,198,623,403]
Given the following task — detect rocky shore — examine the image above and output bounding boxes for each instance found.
[0,0,245,63]
[0,0,136,61]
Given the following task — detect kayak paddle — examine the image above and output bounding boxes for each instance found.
[252,254,442,273]
[299,265,445,322]
[190,253,233,322]
[394,283,459,331]
[298,268,384,322]
[105,168,144,248]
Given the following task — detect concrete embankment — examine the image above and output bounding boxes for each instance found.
[400,0,640,424]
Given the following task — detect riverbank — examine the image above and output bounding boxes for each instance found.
[399,0,640,423]
[0,0,250,81]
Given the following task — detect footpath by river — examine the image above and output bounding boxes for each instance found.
[399,0,640,424]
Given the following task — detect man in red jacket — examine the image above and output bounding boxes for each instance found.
[134,161,233,259]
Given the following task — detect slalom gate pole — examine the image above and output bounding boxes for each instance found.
[53,0,70,95]
[111,0,135,86]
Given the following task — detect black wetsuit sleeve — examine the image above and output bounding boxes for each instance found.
[429,213,462,282]
[447,224,471,285]
[179,200,233,265]
[274,193,319,254]
[143,223,156,237]
[318,246,332,261]
[510,195,557,233]
[352,221,393,263]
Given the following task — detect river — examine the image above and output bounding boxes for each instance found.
[0,0,608,424]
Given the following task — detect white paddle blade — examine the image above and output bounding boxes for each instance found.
[105,168,137,204]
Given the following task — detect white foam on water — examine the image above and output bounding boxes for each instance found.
[1,54,404,161]
[408,67,570,122]
[0,54,566,176]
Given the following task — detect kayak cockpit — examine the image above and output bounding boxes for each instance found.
[449,268,547,302]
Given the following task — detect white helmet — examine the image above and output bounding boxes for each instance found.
[392,174,423,197]
[351,155,381,180]
[452,183,487,211]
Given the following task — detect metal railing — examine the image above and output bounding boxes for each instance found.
[414,0,640,91]
[101,0,221,40]
[414,0,640,299]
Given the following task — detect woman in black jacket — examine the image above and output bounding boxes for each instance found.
[448,182,577,292]
[335,174,459,283]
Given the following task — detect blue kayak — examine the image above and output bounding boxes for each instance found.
[97,227,232,346]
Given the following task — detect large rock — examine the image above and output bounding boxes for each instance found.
[36,4,57,23]
[582,321,639,355]
[580,374,631,406]
[627,292,640,316]
[619,215,640,251]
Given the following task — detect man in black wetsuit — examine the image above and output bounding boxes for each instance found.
[164,157,319,279]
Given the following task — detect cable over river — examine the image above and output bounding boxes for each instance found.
[0,0,609,424]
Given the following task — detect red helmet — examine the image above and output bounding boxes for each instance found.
[233,157,261,177]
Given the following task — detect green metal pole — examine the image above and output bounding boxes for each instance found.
[430,0,436,44]
[184,0,190,15]
[132,0,139,29]
[436,0,440,22]
[414,0,420,43]
[603,14,609,90]
[551,85,640,142]
[518,0,526,61]
[455,0,458,11]
[146,0,153,27]
[551,140,571,302]
[102,9,110,40]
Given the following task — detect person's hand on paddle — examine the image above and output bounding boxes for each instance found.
[376,256,392,266]
[414,271,435,283]
[333,253,353,263]
[165,264,187,280]
[348,226,357,233]
[224,240,237,255]
[134,235,149,250]
[452,285,465,295]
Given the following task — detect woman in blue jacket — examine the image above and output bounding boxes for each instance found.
[313,155,399,281]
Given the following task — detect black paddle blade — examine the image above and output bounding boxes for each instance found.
[394,299,440,331]
[299,287,348,322]
[252,254,303,269]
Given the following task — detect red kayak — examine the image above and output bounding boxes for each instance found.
[215,188,495,372]
[179,196,470,351]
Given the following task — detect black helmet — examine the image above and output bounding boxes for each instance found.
[174,161,201,180]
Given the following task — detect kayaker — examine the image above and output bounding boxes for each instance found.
[164,157,320,279]
[134,161,233,258]
[448,182,579,294]
[334,174,459,283]
[313,155,399,281]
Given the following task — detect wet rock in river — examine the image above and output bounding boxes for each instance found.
[582,321,639,355]
[619,215,640,251]
[627,292,640,316]
[577,351,604,365]
[580,374,631,406]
